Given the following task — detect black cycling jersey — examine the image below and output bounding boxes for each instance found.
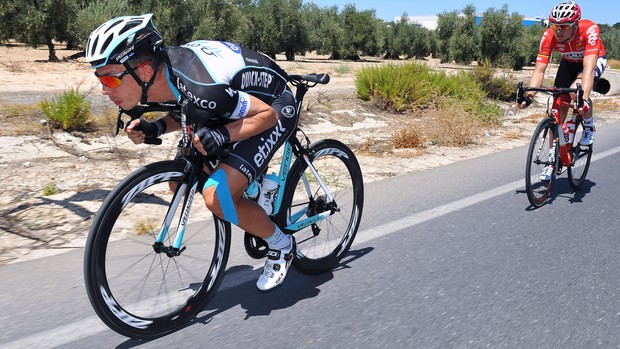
[165,40,290,121]
[164,40,298,183]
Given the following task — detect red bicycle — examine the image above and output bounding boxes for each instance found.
[517,82,593,208]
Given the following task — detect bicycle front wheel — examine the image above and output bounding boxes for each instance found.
[525,118,559,208]
[568,119,593,189]
[83,160,231,339]
[277,139,364,274]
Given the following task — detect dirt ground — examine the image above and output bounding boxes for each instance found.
[1,43,619,265]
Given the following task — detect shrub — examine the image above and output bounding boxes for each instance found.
[425,105,483,147]
[40,87,91,130]
[43,182,59,196]
[470,63,515,101]
[356,62,502,125]
[394,127,424,148]
[333,64,352,75]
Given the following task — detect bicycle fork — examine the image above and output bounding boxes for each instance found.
[152,100,198,257]
[153,179,199,257]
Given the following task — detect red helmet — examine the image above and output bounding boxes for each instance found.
[549,1,581,24]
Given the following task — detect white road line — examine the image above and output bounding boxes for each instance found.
[4,145,620,348]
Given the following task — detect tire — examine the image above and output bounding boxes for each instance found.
[568,119,593,189]
[525,118,559,208]
[83,160,231,339]
[276,139,364,274]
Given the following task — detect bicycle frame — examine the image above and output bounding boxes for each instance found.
[549,97,582,168]
[517,82,584,168]
[251,78,337,230]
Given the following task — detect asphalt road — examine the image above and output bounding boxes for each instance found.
[3,102,620,348]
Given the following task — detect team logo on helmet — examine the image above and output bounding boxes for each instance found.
[222,42,241,54]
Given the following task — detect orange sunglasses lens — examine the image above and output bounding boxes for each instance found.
[97,75,123,88]
[551,23,574,31]
[95,60,151,89]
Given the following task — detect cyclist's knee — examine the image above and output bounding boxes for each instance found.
[201,186,221,214]
[201,168,239,225]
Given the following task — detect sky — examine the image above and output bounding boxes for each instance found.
[303,0,619,27]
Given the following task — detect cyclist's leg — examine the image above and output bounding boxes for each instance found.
[554,59,580,123]
[200,87,298,237]
[201,164,274,238]
[200,88,298,290]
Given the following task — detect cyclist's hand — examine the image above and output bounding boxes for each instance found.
[579,99,592,115]
[517,95,532,110]
[193,126,230,156]
[125,119,146,144]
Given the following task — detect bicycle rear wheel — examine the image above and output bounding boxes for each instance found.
[83,160,231,339]
[525,118,559,208]
[568,119,593,189]
[277,139,364,274]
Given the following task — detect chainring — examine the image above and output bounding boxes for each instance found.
[244,232,269,259]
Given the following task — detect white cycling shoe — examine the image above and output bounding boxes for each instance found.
[539,165,554,181]
[257,236,296,291]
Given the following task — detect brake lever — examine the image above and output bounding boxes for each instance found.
[576,83,584,109]
[516,81,525,104]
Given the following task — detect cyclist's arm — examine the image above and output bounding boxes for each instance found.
[517,61,548,109]
[526,62,548,98]
[221,95,278,142]
[581,54,597,101]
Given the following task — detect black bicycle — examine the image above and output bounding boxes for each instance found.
[83,73,364,339]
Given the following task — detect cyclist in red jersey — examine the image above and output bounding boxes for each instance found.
[517,1,607,180]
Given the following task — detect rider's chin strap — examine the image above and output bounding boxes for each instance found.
[125,60,161,105]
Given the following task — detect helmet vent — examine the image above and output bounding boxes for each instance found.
[101,35,113,55]
[120,20,141,36]
[104,19,124,35]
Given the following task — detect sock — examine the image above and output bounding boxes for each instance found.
[583,117,595,127]
[264,226,291,250]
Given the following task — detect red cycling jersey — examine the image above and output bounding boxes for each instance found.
[536,19,607,64]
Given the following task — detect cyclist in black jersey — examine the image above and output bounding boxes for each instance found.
[85,14,297,291]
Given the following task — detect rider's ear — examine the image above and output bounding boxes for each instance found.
[138,63,154,82]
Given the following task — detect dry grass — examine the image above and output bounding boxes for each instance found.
[0,61,24,72]
[503,129,525,140]
[133,219,157,235]
[0,103,50,136]
[357,136,392,156]
[596,98,619,112]
[393,126,424,149]
[608,59,620,69]
[523,113,546,124]
[424,106,484,147]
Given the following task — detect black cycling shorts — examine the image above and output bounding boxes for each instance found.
[554,56,607,88]
[209,88,298,183]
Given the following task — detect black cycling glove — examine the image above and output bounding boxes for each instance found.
[195,126,231,155]
[137,118,167,139]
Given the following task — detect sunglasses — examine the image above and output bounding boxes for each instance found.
[94,60,151,88]
[550,22,576,31]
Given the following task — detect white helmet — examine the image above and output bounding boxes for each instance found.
[85,14,163,68]
[549,1,582,24]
